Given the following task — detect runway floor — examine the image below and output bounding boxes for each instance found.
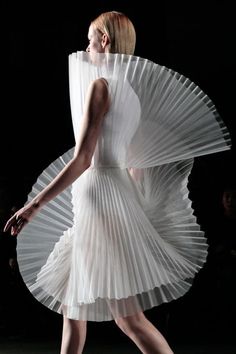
[0,335,235,354]
[0,300,235,354]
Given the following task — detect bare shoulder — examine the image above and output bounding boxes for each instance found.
[89,78,109,100]
[86,78,110,115]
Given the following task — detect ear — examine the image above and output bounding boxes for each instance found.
[101,33,110,49]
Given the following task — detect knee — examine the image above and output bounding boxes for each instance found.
[115,317,133,335]
[63,317,87,332]
[115,312,146,336]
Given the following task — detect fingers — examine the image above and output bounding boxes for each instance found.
[4,215,28,236]
[3,216,15,232]
[12,217,27,236]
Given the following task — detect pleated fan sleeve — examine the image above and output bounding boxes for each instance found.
[69,52,231,168]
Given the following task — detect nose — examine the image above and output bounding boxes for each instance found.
[86,45,90,52]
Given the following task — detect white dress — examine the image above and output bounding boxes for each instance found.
[17,52,231,321]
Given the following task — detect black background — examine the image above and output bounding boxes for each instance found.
[1,1,235,201]
[1,0,236,347]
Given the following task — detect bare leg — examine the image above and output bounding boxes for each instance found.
[60,316,87,354]
[115,311,174,354]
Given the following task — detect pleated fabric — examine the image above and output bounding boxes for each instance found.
[17,52,231,321]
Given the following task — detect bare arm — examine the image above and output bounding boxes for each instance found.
[33,77,109,206]
[4,78,110,235]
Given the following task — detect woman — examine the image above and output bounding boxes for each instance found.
[4,11,231,354]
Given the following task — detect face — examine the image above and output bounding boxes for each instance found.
[86,25,104,54]
[222,189,236,213]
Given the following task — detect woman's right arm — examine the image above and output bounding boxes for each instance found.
[4,78,110,235]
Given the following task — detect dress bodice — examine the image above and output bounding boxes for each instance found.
[92,78,141,168]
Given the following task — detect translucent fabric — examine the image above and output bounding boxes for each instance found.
[17,52,231,321]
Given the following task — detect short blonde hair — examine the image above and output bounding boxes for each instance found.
[91,11,136,55]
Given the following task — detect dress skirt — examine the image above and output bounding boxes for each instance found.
[18,156,207,321]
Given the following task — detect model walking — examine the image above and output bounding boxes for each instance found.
[4,11,231,354]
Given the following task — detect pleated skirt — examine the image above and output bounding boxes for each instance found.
[17,161,208,321]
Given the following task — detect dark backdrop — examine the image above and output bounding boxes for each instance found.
[1,0,235,347]
[1,1,235,200]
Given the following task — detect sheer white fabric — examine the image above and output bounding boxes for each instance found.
[17,52,231,321]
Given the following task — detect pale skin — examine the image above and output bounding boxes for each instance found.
[4,24,174,354]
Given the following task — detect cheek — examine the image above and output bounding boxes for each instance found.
[90,39,103,52]
[95,43,102,51]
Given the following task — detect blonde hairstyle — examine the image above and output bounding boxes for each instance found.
[91,11,136,55]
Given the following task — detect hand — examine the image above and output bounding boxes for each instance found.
[3,201,40,236]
